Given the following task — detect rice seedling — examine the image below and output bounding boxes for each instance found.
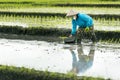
[0,0,119,4]
[0,7,120,15]
[0,14,119,31]
[0,65,105,80]
[0,24,120,43]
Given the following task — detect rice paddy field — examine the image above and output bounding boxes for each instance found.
[0,14,119,31]
[0,0,120,80]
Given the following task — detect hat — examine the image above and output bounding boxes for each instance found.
[66,10,78,17]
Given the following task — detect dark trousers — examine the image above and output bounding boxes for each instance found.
[76,26,97,43]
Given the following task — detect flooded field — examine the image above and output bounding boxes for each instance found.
[0,38,120,80]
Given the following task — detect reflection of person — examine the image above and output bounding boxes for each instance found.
[69,44,95,74]
[66,10,96,43]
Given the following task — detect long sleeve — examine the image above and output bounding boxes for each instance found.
[80,14,93,27]
[71,19,77,35]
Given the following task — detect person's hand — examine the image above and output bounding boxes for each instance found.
[69,34,73,37]
[85,27,89,32]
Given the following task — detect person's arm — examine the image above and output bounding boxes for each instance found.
[71,19,77,35]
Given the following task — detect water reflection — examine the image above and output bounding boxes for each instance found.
[69,43,95,74]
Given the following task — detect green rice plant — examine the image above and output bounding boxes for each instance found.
[0,25,120,43]
[0,0,120,4]
[0,0,119,17]
[0,65,105,80]
[0,14,119,32]
[0,7,120,15]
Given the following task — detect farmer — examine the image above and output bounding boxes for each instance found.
[66,10,96,43]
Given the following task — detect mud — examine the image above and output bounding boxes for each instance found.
[0,22,28,28]
[0,38,120,80]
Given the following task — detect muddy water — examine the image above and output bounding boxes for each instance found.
[0,38,120,80]
[0,22,28,27]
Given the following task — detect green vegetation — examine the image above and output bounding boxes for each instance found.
[0,25,120,43]
[0,65,105,80]
[0,14,119,31]
[0,0,119,4]
[0,7,120,15]
[0,0,119,10]
[0,0,119,79]
[0,0,119,42]
[0,25,70,36]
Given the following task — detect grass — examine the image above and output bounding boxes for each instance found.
[0,65,105,80]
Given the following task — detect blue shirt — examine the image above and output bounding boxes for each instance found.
[71,13,93,35]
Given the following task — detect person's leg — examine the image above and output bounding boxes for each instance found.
[90,25,97,43]
[76,28,83,44]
